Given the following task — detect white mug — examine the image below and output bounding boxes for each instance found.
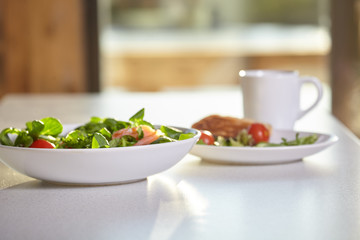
[239,70,323,129]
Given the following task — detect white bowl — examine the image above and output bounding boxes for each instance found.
[0,125,200,185]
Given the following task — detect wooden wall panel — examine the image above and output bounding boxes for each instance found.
[0,0,5,96]
[1,0,30,94]
[330,0,360,137]
[0,0,90,97]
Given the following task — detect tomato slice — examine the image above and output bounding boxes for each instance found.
[199,130,215,145]
[30,139,55,149]
[248,123,270,144]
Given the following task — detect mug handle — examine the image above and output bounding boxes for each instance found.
[297,76,323,119]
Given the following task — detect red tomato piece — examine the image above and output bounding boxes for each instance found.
[199,130,215,145]
[30,139,55,149]
[248,123,270,144]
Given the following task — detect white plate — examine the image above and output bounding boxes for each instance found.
[190,129,338,164]
[0,125,200,185]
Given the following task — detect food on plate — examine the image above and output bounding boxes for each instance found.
[192,114,318,147]
[198,130,215,145]
[30,139,56,149]
[192,114,264,138]
[112,125,161,146]
[0,108,196,149]
[248,123,270,144]
[192,114,271,146]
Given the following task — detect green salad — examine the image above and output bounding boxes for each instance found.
[197,122,318,147]
[216,129,319,147]
[0,108,195,149]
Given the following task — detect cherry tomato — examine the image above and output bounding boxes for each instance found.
[248,123,270,144]
[30,139,55,149]
[199,130,215,145]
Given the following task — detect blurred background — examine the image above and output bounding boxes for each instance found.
[99,0,329,91]
[0,0,359,137]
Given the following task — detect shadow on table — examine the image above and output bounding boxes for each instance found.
[2,176,149,190]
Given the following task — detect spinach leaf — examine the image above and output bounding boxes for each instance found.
[128,108,154,128]
[61,130,92,148]
[92,133,109,148]
[109,135,137,147]
[14,131,33,147]
[129,108,144,123]
[178,132,196,140]
[151,136,174,144]
[0,128,34,147]
[137,126,144,139]
[103,118,129,132]
[76,121,106,134]
[40,117,63,137]
[90,116,102,123]
[0,128,20,146]
[99,127,112,140]
[280,133,318,146]
[160,126,183,140]
[109,138,121,148]
[255,133,319,147]
[26,120,44,138]
[77,117,129,134]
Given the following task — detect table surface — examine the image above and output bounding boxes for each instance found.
[0,86,359,240]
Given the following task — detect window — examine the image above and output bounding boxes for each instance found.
[98,0,330,91]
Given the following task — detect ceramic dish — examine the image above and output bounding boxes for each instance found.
[190,129,338,164]
[0,125,200,185]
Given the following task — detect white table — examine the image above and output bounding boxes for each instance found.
[0,86,359,240]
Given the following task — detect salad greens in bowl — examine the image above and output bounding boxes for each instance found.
[0,109,200,185]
